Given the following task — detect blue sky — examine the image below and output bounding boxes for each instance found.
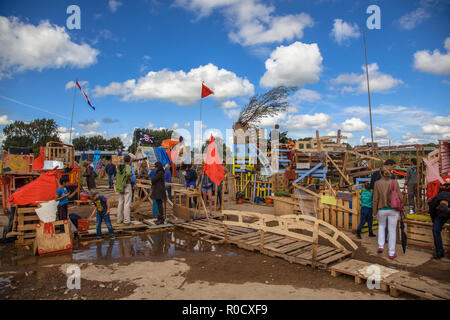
[0,0,449,148]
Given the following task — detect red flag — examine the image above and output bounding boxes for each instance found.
[32,147,45,171]
[203,135,224,185]
[201,83,214,98]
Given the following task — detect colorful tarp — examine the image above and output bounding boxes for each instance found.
[8,171,59,206]
[155,147,171,167]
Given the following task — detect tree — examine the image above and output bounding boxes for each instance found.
[2,118,61,156]
[128,128,174,154]
[72,136,89,151]
[107,137,124,150]
[236,86,297,128]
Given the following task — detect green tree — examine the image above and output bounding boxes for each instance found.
[87,135,107,150]
[2,118,61,156]
[128,128,174,153]
[72,136,89,151]
[107,137,124,150]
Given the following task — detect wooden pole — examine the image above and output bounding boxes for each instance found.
[363,25,375,161]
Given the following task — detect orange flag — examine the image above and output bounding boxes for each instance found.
[204,135,224,185]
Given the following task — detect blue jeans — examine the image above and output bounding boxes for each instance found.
[96,212,115,239]
[108,174,115,188]
[357,206,373,233]
[432,216,448,257]
[166,186,172,201]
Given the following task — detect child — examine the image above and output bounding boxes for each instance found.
[357,182,376,239]
[55,177,78,221]
[89,191,115,240]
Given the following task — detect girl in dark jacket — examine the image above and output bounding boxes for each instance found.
[151,162,166,224]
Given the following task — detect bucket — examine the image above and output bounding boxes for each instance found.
[80,192,88,202]
[236,198,244,205]
[265,198,273,205]
[77,219,90,232]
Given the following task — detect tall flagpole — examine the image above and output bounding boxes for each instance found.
[199,81,203,154]
[69,78,77,145]
[363,24,374,159]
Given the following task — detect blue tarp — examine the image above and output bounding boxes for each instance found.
[155,147,171,167]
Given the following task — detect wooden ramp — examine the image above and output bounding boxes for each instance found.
[227,231,352,269]
[176,210,358,269]
[330,259,450,300]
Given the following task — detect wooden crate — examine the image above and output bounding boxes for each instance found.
[1,153,34,175]
[406,218,450,252]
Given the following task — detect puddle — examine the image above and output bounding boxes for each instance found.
[0,230,240,267]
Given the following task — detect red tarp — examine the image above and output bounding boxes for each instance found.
[203,135,224,185]
[8,171,59,206]
[32,147,45,171]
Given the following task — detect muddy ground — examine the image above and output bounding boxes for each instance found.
[0,184,449,300]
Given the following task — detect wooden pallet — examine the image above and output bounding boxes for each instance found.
[176,218,257,244]
[330,259,450,300]
[14,206,40,246]
[330,259,399,291]
[228,231,352,269]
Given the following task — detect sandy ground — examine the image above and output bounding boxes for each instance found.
[0,182,449,300]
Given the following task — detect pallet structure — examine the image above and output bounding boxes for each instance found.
[221,210,358,269]
[10,206,40,246]
[330,259,450,300]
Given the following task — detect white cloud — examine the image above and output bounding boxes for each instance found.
[443,80,450,85]
[430,115,450,126]
[0,16,99,79]
[0,114,13,125]
[120,133,132,147]
[374,127,388,138]
[184,122,191,127]
[422,124,450,139]
[332,63,403,93]
[284,113,331,131]
[359,135,389,146]
[109,0,122,12]
[260,41,323,87]
[330,19,360,45]
[175,0,314,46]
[218,100,239,109]
[398,7,431,30]
[171,123,179,130]
[413,37,450,75]
[224,108,241,119]
[65,80,88,91]
[94,63,254,106]
[58,126,78,144]
[293,89,321,103]
[340,118,368,132]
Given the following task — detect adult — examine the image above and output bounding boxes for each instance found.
[201,172,214,214]
[370,159,396,190]
[185,164,198,208]
[429,189,450,259]
[151,162,166,225]
[177,164,186,186]
[105,159,116,189]
[164,164,172,201]
[406,158,419,214]
[137,162,149,179]
[373,166,403,259]
[83,159,96,191]
[116,155,133,225]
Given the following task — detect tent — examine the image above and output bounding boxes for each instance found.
[9,171,59,206]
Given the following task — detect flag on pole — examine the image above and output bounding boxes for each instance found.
[204,135,224,185]
[76,80,95,110]
[201,82,214,98]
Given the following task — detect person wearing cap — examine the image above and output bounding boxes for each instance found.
[151,162,166,225]
[116,155,133,225]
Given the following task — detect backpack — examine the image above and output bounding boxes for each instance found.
[390,180,403,212]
